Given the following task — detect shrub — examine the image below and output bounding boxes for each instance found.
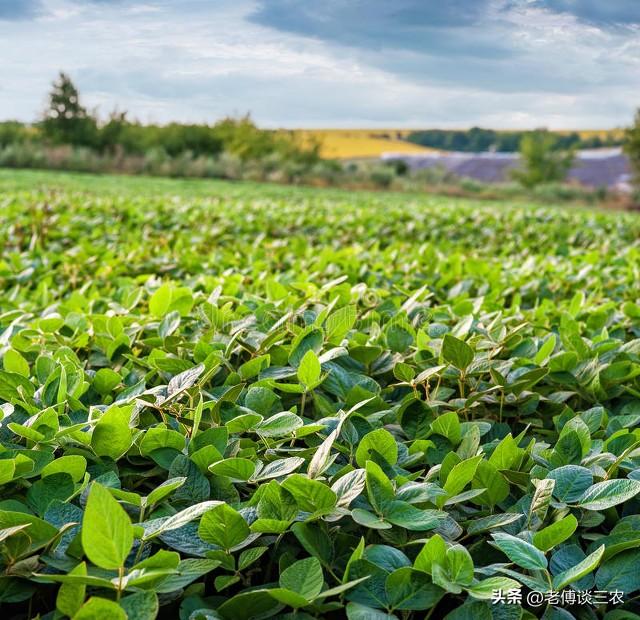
[512,132,575,188]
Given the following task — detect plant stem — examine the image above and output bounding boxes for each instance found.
[117,566,125,601]
[300,390,307,417]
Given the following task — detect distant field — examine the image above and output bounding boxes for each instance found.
[290,129,437,159]
[570,129,626,141]
[289,128,623,159]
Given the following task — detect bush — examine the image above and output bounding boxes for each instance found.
[512,132,575,189]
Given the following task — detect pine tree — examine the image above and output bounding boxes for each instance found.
[42,72,97,146]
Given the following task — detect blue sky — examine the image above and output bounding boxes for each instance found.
[1,0,639,128]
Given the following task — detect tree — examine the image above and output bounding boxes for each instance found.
[512,131,575,188]
[42,72,98,147]
[624,109,640,191]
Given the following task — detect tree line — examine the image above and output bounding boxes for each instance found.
[0,73,319,164]
[1,71,640,202]
[406,127,623,153]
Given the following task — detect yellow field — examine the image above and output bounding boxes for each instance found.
[285,128,622,160]
[289,129,437,159]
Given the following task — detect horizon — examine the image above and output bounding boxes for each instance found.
[1,1,639,129]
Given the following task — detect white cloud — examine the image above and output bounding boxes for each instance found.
[0,0,637,128]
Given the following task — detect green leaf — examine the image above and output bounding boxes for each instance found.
[91,405,132,461]
[467,576,521,600]
[27,472,74,516]
[139,426,185,457]
[346,603,398,620]
[93,368,121,395]
[282,474,337,515]
[596,549,640,593]
[291,521,333,566]
[238,546,268,570]
[73,597,126,620]
[145,477,186,508]
[533,515,578,552]
[491,532,547,570]
[217,590,282,620]
[446,545,474,586]
[298,350,321,388]
[356,429,398,467]
[414,535,447,575]
[465,513,522,535]
[553,545,604,591]
[119,591,159,620]
[216,574,241,592]
[547,465,593,503]
[266,588,310,608]
[279,556,324,601]
[442,455,482,499]
[56,561,87,618]
[488,434,520,470]
[149,283,172,318]
[208,458,256,481]
[42,455,87,482]
[3,349,30,377]
[81,483,133,570]
[534,334,556,365]
[167,364,204,398]
[0,460,16,485]
[254,411,303,437]
[325,305,357,343]
[385,567,443,611]
[0,511,58,550]
[365,460,395,513]
[430,412,461,445]
[528,478,555,523]
[238,355,270,381]
[577,479,640,510]
[289,328,323,367]
[384,501,444,531]
[351,508,392,530]
[198,504,249,551]
[386,323,414,353]
[442,334,474,371]
[155,559,221,593]
[471,460,510,507]
[142,501,223,540]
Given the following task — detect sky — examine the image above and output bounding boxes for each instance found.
[1,0,639,129]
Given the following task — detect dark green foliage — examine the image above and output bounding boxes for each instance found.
[512,132,575,188]
[0,171,640,619]
[0,122,33,148]
[17,73,319,167]
[41,72,99,148]
[407,127,622,153]
[98,112,224,158]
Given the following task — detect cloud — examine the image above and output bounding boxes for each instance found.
[249,0,504,57]
[536,1,640,26]
[0,0,43,20]
[0,0,637,128]
[248,0,639,97]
